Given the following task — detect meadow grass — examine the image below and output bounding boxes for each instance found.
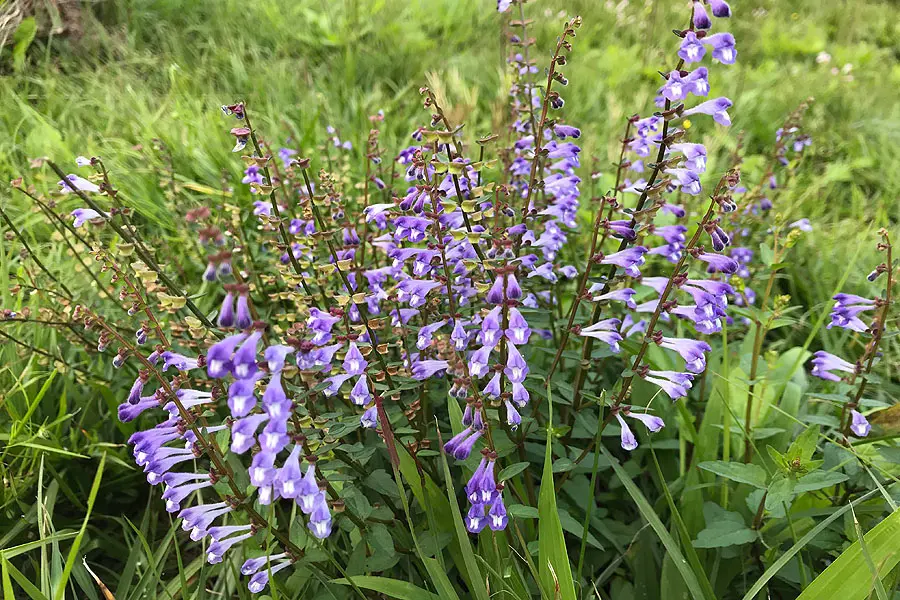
[1,0,898,597]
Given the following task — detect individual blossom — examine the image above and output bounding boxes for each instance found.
[658,336,712,373]
[850,410,871,437]
[810,350,856,381]
[669,143,707,173]
[678,31,706,63]
[702,33,737,65]
[666,168,702,195]
[708,0,731,18]
[590,287,637,309]
[695,250,739,274]
[683,97,733,126]
[600,247,648,278]
[71,208,105,227]
[58,174,100,194]
[692,1,711,29]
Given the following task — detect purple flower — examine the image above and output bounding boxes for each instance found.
[230,413,268,454]
[217,291,235,328]
[466,503,487,533]
[590,287,637,309]
[686,67,710,96]
[703,33,737,64]
[235,294,252,330]
[615,412,639,451]
[308,492,333,539]
[578,319,622,353]
[600,247,648,278]
[417,319,447,350]
[828,294,875,332]
[789,218,812,232]
[709,0,731,18]
[643,370,694,399]
[342,343,368,376]
[231,331,263,379]
[683,97,733,126]
[692,1,711,29]
[607,219,638,241]
[71,208,104,227]
[810,350,855,381]
[554,124,581,139]
[58,174,100,194]
[511,381,530,406]
[412,360,450,380]
[660,71,691,102]
[397,279,442,308]
[488,494,508,530]
[278,147,297,168]
[678,31,706,63]
[469,345,493,378]
[360,405,378,428]
[504,344,529,383]
[696,251,739,274]
[666,168,702,195]
[659,336,711,373]
[206,332,248,378]
[247,559,293,593]
[505,308,531,345]
[669,143,707,173]
[850,410,871,437]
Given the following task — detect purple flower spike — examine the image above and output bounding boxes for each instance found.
[703,33,737,65]
[810,350,855,381]
[615,412,639,451]
[709,0,731,18]
[683,97,733,126]
[692,1,711,29]
[850,410,871,437]
[678,31,706,63]
[828,294,875,332]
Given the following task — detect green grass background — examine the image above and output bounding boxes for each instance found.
[0,0,898,595]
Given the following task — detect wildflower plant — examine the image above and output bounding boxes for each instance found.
[2,0,898,598]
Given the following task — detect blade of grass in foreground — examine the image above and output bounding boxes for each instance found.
[332,576,441,600]
[600,447,708,600]
[538,386,577,600]
[53,452,105,600]
[742,489,879,600]
[792,502,898,600]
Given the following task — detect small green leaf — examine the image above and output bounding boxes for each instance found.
[698,461,768,488]
[765,476,796,511]
[497,461,530,481]
[787,425,820,462]
[795,471,849,493]
[693,503,758,549]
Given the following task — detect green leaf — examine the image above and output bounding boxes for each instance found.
[765,476,796,511]
[787,425,820,462]
[795,471,849,493]
[795,507,900,600]
[538,389,577,600]
[332,576,441,600]
[693,503,757,549]
[497,461,530,481]
[698,461,768,488]
[602,447,710,600]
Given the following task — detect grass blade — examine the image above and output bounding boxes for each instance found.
[331,576,442,600]
[53,452,105,600]
[538,387,577,600]
[600,447,707,600]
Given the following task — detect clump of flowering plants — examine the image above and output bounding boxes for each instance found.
[3,1,898,598]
